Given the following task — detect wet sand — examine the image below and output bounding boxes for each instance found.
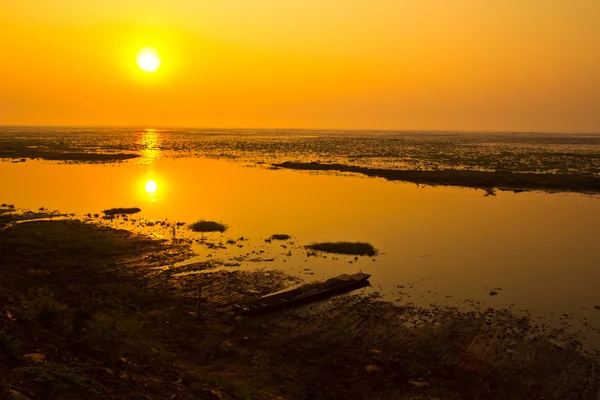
[1,206,599,399]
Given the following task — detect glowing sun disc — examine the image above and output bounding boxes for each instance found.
[137,48,161,72]
[145,180,158,194]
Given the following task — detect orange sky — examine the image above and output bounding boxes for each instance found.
[1,0,598,132]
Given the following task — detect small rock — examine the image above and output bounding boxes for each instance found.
[365,365,381,373]
[220,340,234,354]
[26,269,50,276]
[408,379,430,387]
[22,353,46,363]
[489,291,498,296]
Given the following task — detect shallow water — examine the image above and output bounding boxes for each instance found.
[2,126,600,173]
[2,128,600,345]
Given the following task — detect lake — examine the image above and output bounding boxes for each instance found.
[1,128,600,346]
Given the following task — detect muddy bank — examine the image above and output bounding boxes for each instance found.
[1,207,599,399]
[273,161,600,194]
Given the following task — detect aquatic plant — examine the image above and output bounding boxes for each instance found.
[269,234,292,241]
[189,220,228,233]
[306,241,377,256]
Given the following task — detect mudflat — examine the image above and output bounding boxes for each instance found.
[1,206,598,399]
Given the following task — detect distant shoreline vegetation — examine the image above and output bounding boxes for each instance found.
[273,161,600,194]
[0,148,139,163]
[102,207,141,216]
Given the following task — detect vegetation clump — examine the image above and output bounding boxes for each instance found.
[306,241,377,256]
[17,363,99,395]
[189,220,227,233]
[269,234,292,241]
[102,207,141,216]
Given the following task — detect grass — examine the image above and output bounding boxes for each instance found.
[17,363,99,395]
[0,214,197,399]
[0,331,23,356]
[189,220,228,233]
[306,241,377,256]
[102,207,141,216]
[23,288,73,332]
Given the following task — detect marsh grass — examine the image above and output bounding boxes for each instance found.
[23,288,73,332]
[0,331,23,356]
[17,363,99,394]
[102,207,141,216]
[269,234,292,241]
[189,220,227,233]
[306,241,377,256]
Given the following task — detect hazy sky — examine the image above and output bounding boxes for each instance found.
[1,0,598,132]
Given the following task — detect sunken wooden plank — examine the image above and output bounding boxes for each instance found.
[233,273,371,316]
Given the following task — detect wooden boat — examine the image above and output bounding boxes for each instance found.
[233,272,371,316]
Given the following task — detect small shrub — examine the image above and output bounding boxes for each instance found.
[0,330,23,355]
[189,220,227,233]
[23,289,73,332]
[82,312,141,368]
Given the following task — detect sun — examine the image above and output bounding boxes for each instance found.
[145,180,158,194]
[136,48,161,73]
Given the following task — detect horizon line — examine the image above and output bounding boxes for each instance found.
[0,123,598,136]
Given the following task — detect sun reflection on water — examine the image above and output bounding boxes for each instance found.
[140,129,161,165]
[145,179,158,195]
[138,129,163,202]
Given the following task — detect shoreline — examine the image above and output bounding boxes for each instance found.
[274,161,600,194]
[1,206,599,399]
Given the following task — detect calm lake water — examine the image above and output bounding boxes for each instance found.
[2,128,600,345]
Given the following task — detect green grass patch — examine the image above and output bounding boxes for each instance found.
[189,220,227,233]
[306,242,377,256]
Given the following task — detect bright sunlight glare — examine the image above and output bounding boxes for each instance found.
[145,180,158,194]
[136,48,161,73]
